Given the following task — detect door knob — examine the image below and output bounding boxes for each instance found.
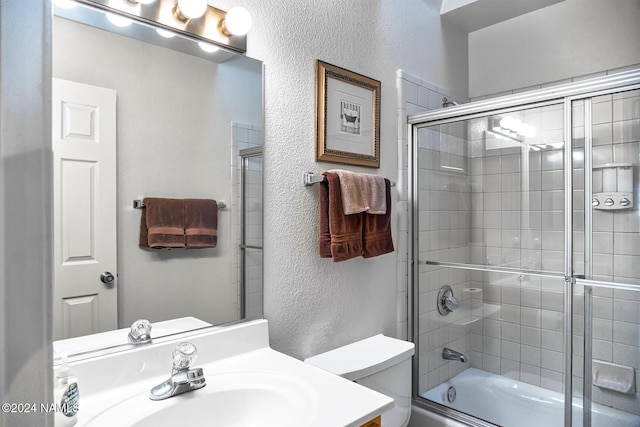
[100,271,115,284]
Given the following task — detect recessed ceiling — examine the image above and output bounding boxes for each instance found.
[441,0,565,33]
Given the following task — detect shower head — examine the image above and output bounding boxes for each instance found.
[442,97,459,107]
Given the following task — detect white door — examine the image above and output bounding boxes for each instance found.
[52,78,118,340]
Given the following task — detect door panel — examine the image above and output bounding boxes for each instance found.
[52,78,117,340]
[413,103,568,427]
[571,88,640,426]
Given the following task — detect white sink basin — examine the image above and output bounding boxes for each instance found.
[72,320,393,427]
[85,372,318,427]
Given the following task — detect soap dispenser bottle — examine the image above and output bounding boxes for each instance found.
[53,354,79,427]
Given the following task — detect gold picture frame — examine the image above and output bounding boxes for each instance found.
[316,60,381,168]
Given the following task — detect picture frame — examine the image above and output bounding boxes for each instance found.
[316,60,381,168]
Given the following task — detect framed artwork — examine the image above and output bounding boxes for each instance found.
[316,60,381,168]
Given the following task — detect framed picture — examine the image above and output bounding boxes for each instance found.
[316,60,381,168]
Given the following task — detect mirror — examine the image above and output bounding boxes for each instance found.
[52,1,263,357]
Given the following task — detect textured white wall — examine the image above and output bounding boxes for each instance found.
[1,2,469,414]
[1,1,53,426]
[469,0,640,98]
[211,0,470,359]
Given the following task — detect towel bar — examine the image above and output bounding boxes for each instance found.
[303,172,396,187]
[134,199,227,210]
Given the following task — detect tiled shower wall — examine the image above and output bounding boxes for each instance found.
[417,126,473,391]
[467,103,568,393]
[572,90,640,415]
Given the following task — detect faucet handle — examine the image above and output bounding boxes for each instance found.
[445,295,460,311]
[437,285,460,315]
[172,342,198,371]
[128,319,152,343]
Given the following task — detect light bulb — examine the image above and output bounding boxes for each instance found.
[106,12,133,27]
[520,124,537,138]
[223,6,252,36]
[499,116,514,129]
[510,118,523,133]
[198,41,219,53]
[176,0,208,20]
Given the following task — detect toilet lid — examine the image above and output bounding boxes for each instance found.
[304,334,415,381]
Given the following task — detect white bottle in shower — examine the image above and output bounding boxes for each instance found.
[618,166,633,193]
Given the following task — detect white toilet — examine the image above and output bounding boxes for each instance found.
[305,334,415,427]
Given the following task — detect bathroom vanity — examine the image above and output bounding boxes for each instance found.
[67,320,392,426]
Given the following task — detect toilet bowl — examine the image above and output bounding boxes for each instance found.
[305,334,415,427]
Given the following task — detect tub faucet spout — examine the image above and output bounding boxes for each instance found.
[442,347,466,363]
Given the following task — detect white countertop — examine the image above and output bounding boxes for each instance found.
[70,319,393,427]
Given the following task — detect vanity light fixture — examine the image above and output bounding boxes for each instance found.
[70,0,251,54]
[489,116,537,142]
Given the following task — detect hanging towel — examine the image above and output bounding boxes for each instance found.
[330,169,387,215]
[362,178,394,258]
[319,172,363,262]
[318,177,332,259]
[184,199,218,248]
[139,198,185,248]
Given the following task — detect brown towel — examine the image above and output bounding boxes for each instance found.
[184,199,218,248]
[319,177,332,259]
[330,169,387,215]
[140,198,185,248]
[363,178,394,258]
[319,172,363,262]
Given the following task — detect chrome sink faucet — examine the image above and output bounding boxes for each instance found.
[128,319,152,344]
[150,342,206,401]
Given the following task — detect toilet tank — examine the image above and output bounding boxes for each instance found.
[305,335,415,427]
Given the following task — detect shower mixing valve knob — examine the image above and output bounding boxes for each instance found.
[437,285,460,316]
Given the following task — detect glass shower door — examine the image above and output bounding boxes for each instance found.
[571,88,640,427]
[410,72,640,427]
[239,147,263,319]
[412,102,570,427]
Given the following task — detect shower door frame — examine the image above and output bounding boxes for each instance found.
[408,69,640,427]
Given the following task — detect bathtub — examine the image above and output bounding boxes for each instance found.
[421,368,640,427]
